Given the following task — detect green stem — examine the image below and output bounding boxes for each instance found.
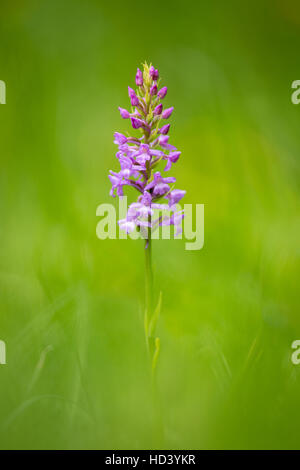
[144,228,153,351]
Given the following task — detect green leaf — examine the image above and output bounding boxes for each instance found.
[152,337,160,374]
[149,291,162,339]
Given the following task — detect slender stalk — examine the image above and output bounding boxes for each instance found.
[144,230,164,445]
[143,97,153,354]
[144,221,153,352]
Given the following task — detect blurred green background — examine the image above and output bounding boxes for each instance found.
[0,0,300,450]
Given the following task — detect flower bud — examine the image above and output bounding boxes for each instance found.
[128,87,139,106]
[158,86,167,99]
[130,95,139,106]
[118,107,130,119]
[153,103,163,115]
[131,117,144,129]
[150,84,157,96]
[162,107,174,119]
[128,86,135,98]
[135,68,143,86]
[149,65,159,81]
[114,132,127,144]
[159,123,170,135]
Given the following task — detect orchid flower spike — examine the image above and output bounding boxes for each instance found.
[109,62,185,235]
